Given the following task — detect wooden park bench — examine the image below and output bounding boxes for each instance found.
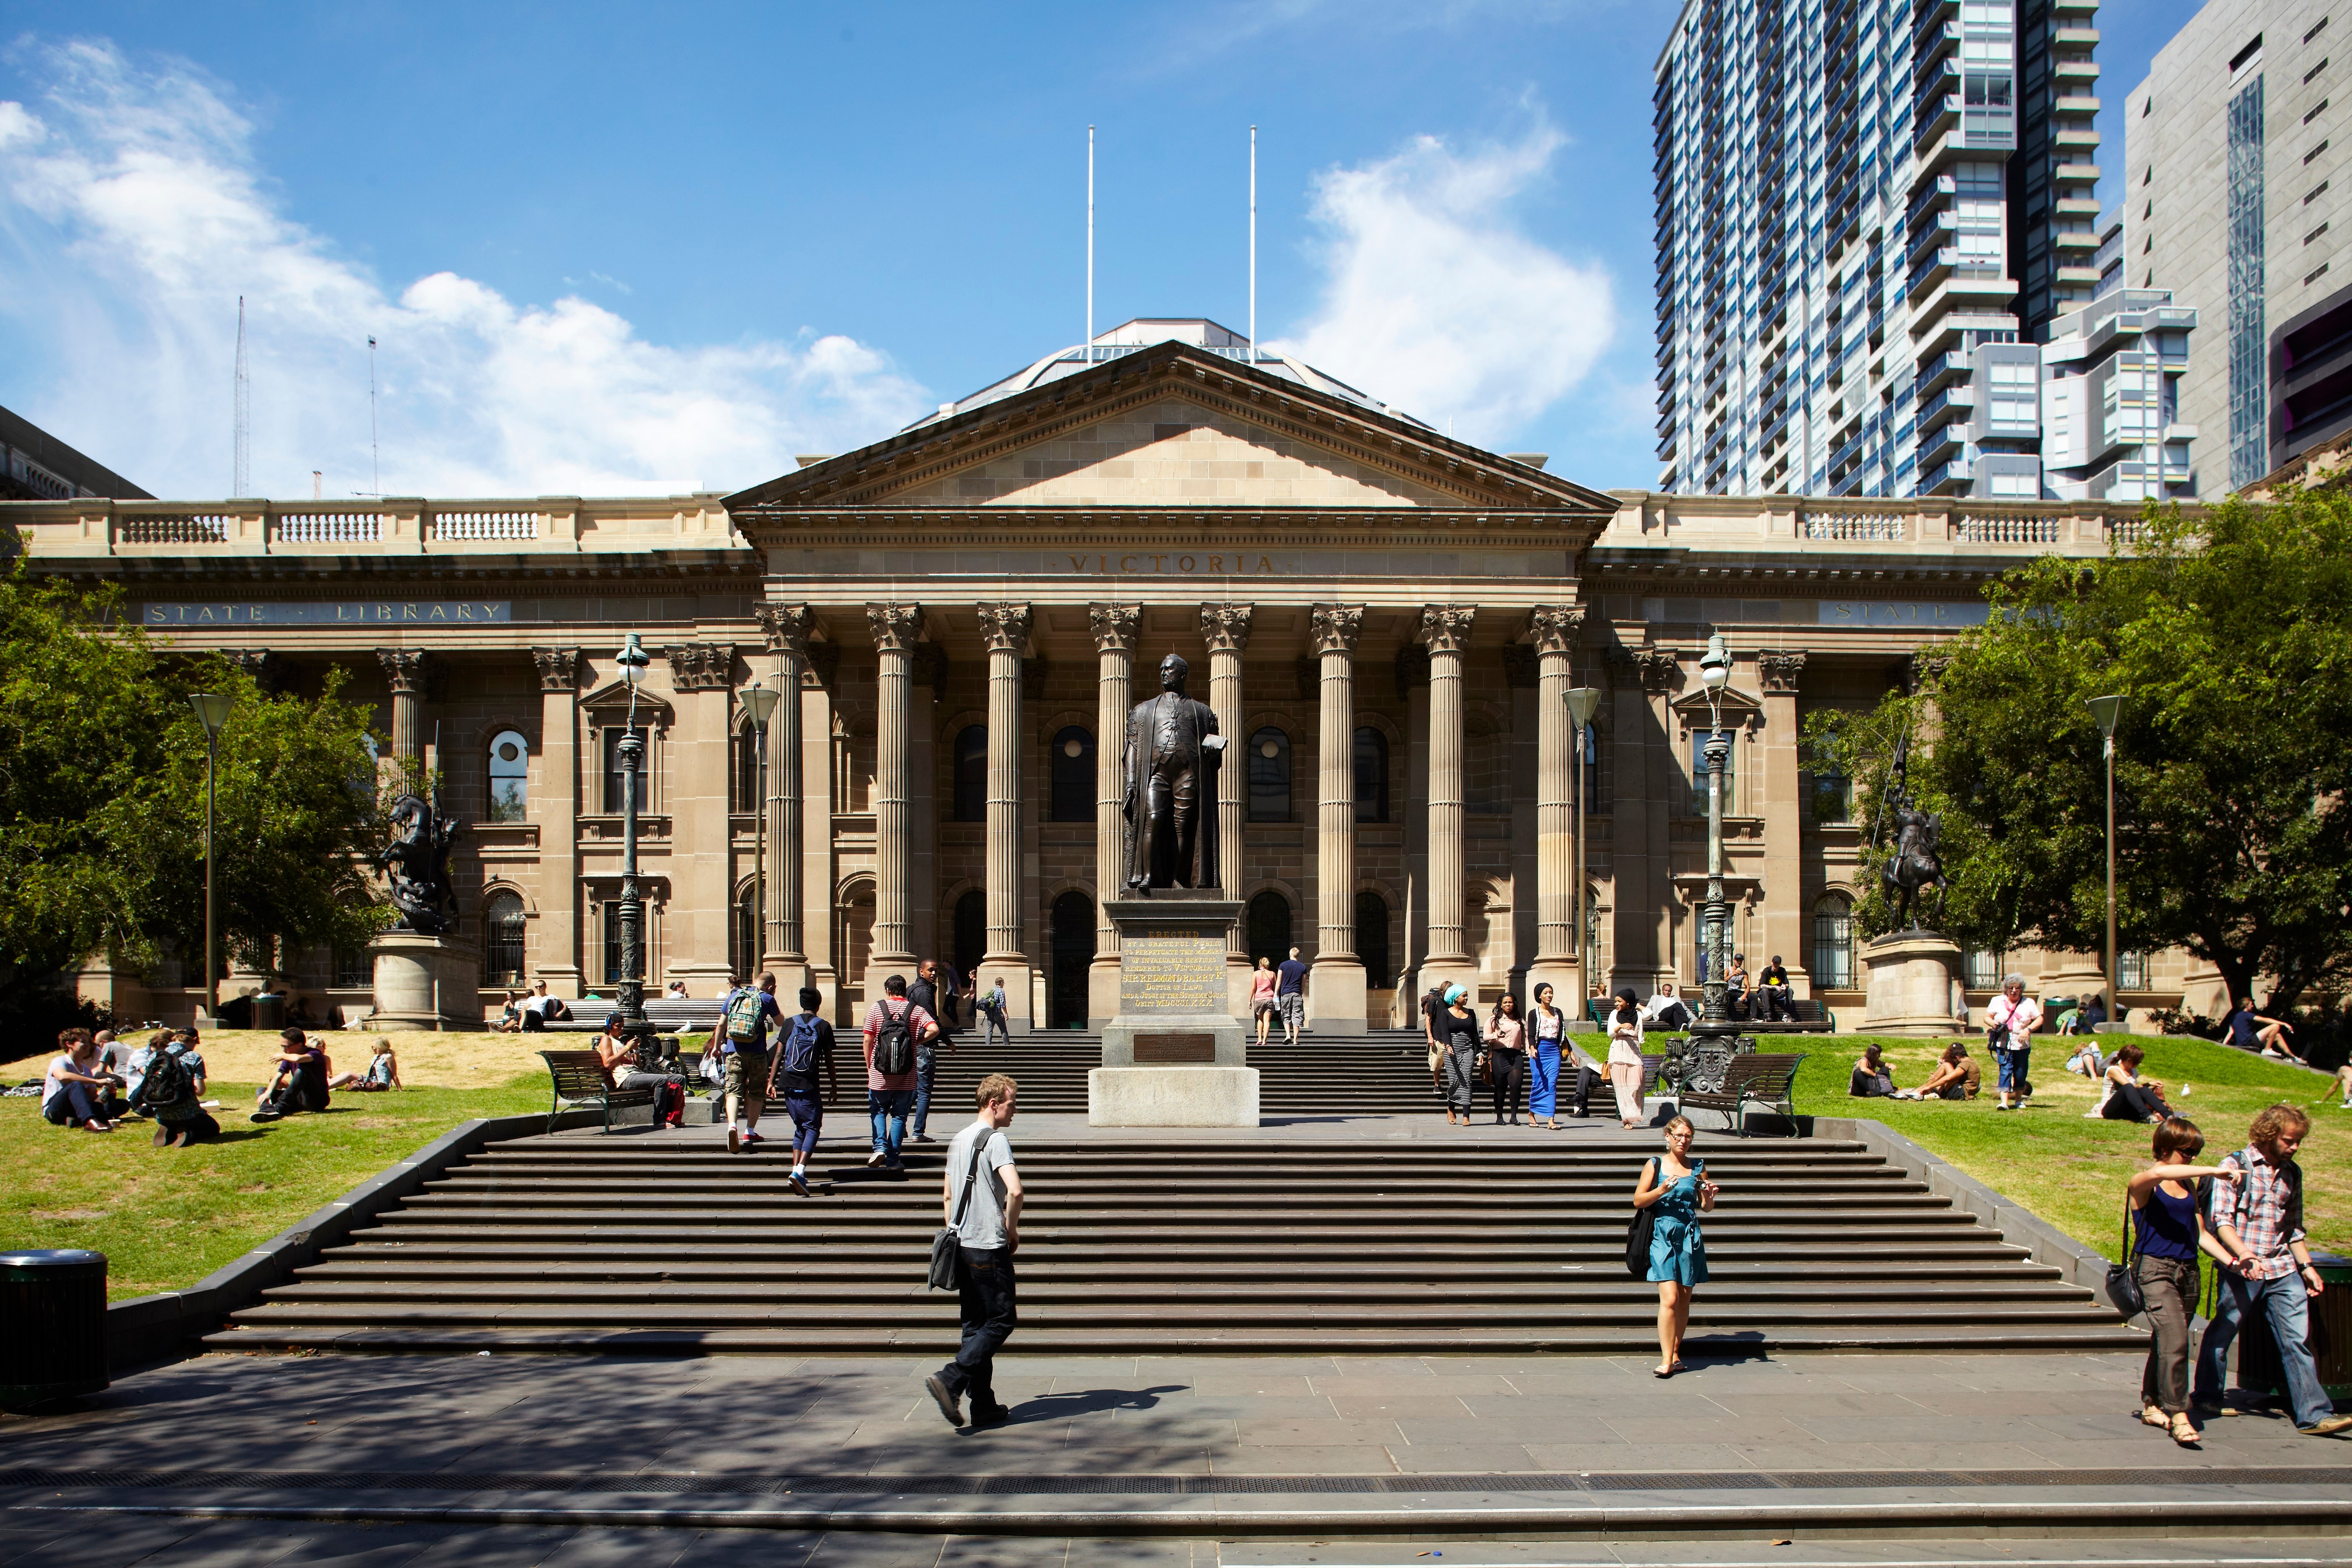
[1677,1051,1807,1138]
[539,1049,656,1135]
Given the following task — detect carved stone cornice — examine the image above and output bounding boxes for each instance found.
[1198,602,1254,655]
[665,644,735,692]
[866,603,923,653]
[1637,649,1682,693]
[531,647,581,693]
[1759,650,1808,694]
[1089,603,1142,654]
[1419,605,1476,655]
[376,648,428,695]
[1525,605,1585,657]
[756,602,813,658]
[975,602,1033,657]
[1310,603,1364,656]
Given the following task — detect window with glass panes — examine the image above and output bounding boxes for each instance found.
[1813,895,1854,989]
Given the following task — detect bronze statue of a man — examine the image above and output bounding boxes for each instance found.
[1122,653,1224,892]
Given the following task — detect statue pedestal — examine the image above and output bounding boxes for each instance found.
[1091,894,1257,1127]
[1862,931,1964,1037]
[370,932,484,1032]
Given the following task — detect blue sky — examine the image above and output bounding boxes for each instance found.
[0,0,2205,500]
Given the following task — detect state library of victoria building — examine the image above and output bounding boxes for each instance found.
[16,321,2213,1033]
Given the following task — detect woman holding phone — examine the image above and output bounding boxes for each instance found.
[1607,987,1648,1129]
[1634,1114,1718,1377]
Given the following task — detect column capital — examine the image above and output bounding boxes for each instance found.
[1759,649,1808,693]
[531,647,581,692]
[664,643,734,691]
[1198,602,1254,654]
[376,648,428,694]
[756,602,814,657]
[1525,604,1585,656]
[1089,602,1142,653]
[976,602,1033,655]
[1309,603,1364,655]
[1904,651,1952,691]
[1419,605,1476,655]
[866,603,923,653]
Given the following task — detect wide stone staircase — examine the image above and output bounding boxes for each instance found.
[931,1028,1451,1116]
[208,1113,2143,1358]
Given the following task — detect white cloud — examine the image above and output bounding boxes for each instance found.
[1269,116,1615,444]
[0,40,928,500]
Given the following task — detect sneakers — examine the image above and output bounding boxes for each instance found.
[743,1129,766,1148]
[866,1150,886,1168]
[2298,1413,2352,1436]
[912,1134,936,1144]
[789,1168,810,1197]
[727,1126,742,1154]
[249,1109,281,1123]
[924,1373,964,1428]
[969,1402,1011,1427]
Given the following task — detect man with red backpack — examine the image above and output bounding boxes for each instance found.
[861,973,937,1173]
[718,972,783,1154]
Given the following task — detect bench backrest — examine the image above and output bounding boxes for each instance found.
[1722,1051,1807,1097]
[540,1050,611,1096]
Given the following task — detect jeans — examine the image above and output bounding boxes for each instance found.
[867,1088,913,1163]
[2195,1269,2335,1428]
[43,1082,106,1125]
[2137,1253,2199,1414]
[940,1245,1017,1409]
[1996,1046,2031,1095]
[912,1043,938,1136]
[1760,983,1793,1021]
[1490,1050,1525,1121]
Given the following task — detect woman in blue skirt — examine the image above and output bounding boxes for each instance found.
[1527,983,1567,1129]
[1634,1114,1718,1378]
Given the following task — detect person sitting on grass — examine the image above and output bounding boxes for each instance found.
[134,1032,217,1146]
[2098,1043,2176,1124]
[42,1029,121,1133]
[491,990,526,1032]
[1849,1042,1931,1099]
[2330,1064,2352,1111]
[329,1037,401,1093]
[1917,1040,1977,1100]
[2223,997,2298,1060]
[250,1028,330,1123]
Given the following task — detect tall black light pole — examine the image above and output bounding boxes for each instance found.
[739,681,780,977]
[2086,694,2124,1028]
[1695,634,1734,1034]
[614,632,652,1054]
[1563,686,1602,1001]
[188,692,234,1024]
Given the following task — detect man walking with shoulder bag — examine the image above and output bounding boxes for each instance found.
[926,1073,1022,1429]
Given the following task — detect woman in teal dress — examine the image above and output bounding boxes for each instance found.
[1634,1114,1718,1377]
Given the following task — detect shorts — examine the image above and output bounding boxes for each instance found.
[724,1049,771,1110]
[1252,997,1279,1019]
[1279,993,1304,1030]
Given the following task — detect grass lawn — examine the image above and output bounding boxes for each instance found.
[1785,1032,2352,1262]
[0,1075,546,1302]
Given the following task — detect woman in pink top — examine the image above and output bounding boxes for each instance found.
[1248,957,1279,1046]
[1986,973,2043,1112]
[1484,992,1529,1126]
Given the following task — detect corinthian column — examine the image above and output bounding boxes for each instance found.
[1421,606,1478,998]
[1527,605,1584,1008]
[1089,604,1139,1025]
[1200,602,1253,1011]
[376,649,427,769]
[757,603,812,992]
[531,647,583,997]
[865,604,921,989]
[1309,604,1367,1032]
[978,602,1035,1029]
[1759,650,1810,1001]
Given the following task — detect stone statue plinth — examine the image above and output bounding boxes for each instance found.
[1862,931,1964,1037]
[1091,893,1257,1127]
[369,932,484,1032]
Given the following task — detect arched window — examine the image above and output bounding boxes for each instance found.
[1354,891,1392,988]
[733,722,762,815]
[1248,727,1292,822]
[1246,890,1293,967]
[484,891,526,985]
[487,730,528,822]
[1813,894,1855,989]
[1048,891,1095,1028]
[1050,725,1094,822]
[953,725,988,823]
[1353,727,1389,823]
[953,890,986,983]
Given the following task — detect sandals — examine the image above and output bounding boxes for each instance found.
[2169,1413,2202,1446]
[2141,1405,2169,1429]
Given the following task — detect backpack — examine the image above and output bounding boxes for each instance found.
[781,1013,823,1080]
[872,1003,915,1077]
[723,986,769,1047]
[134,1046,192,1114]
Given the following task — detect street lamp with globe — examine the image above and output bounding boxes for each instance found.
[738,680,781,977]
[1695,634,1736,1036]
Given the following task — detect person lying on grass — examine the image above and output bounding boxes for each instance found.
[328,1037,401,1093]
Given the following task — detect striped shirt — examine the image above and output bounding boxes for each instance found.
[2219,1148,2306,1281]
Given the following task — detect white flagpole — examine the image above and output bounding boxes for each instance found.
[1087,125,1096,361]
[1248,125,1257,360]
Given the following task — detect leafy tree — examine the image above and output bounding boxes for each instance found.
[1808,492,2352,1011]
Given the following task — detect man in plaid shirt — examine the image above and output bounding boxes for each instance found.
[2194,1103,2352,1435]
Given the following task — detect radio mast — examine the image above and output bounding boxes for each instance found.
[232,297,250,498]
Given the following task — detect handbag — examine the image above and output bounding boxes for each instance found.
[927,1127,995,1291]
[2104,1191,2147,1318]
[1625,1159,1659,1279]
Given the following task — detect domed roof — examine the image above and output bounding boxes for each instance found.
[900,317,1427,433]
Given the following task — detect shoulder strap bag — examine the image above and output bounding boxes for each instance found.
[2104,1189,2147,1318]
[928,1128,996,1291]
[1625,1159,1660,1279]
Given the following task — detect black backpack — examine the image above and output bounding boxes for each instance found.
[781,1013,823,1079]
[872,1004,915,1077]
[136,1046,192,1114]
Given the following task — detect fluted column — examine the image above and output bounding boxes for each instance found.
[1088,604,1139,1026]
[978,603,1035,1029]
[758,604,812,990]
[1420,607,1477,995]
[1309,604,1368,1032]
[865,604,921,985]
[376,649,427,769]
[1201,603,1253,1011]
[1759,650,1810,999]
[1527,606,1584,1007]
[531,648,583,996]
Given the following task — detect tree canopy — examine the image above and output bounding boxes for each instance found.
[0,564,388,1004]
[1808,490,2352,1011]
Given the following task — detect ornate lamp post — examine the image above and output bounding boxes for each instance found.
[738,680,781,979]
[1563,686,1602,1006]
[188,692,235,1024]
[2086,693,2124,1029]
[614,632,653,1056]
[1694,634,1736,1037]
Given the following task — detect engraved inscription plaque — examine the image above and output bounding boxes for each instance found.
[1118,928,1228,1015]
[1132,1032,1217,1064]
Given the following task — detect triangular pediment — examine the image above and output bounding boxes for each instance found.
[724,340,1617,522]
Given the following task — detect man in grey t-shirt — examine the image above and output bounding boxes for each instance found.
[924,1073,1022,1429]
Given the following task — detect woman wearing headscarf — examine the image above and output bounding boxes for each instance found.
[1439,984,1479,1127]
[1607,987,1648,1129]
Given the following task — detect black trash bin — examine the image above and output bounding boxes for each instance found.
[250,993,286,1032]
[2238,1252,2350,1407]
[0,1249,108,1411]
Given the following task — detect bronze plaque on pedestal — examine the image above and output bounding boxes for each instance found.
[1132,1032,1217,1064]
